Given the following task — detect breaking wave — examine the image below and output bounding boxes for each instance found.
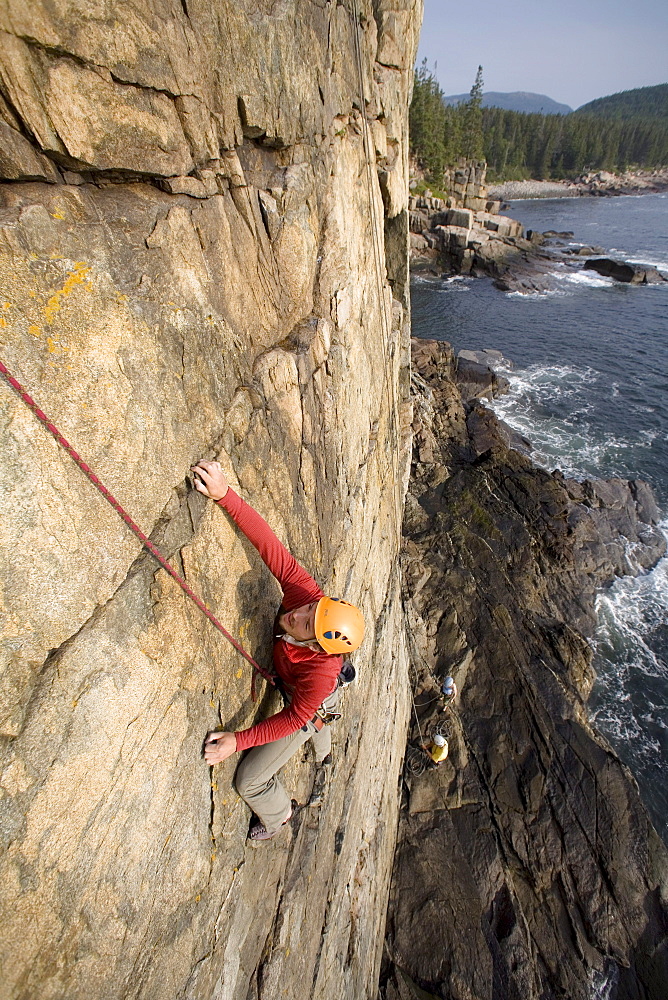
[590,526,668,842]
[487,363,655,482]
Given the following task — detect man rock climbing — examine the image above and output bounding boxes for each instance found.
[192,460,365,841]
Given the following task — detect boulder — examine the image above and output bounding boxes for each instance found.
[458,348,512,369]
[409,232,428,250]
[475,212,524,238]
[584,257,668,284]
[434,223,470,250]
[455,358,509,403]
[441,207,473,229]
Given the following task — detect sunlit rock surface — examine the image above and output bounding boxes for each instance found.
[0,3,422,998]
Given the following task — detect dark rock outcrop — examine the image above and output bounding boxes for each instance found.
[382,338,668,1000]
[584,257,668,284]
[454,357,510,404]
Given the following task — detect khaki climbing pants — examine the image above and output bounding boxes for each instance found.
[234,689,338,834]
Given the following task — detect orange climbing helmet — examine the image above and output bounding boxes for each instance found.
[315,597,365,655]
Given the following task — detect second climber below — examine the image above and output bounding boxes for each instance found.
[192,459,365,842]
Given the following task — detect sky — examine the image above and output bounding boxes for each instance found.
[416,0,668,110]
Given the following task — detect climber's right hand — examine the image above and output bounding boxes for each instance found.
[192,460,229,501]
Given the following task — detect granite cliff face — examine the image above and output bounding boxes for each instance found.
[0,3,422,998]
[382,340,668,1000]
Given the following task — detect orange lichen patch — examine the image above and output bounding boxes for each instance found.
[51,211,65,220]
[46,336,59,353]
[28,325,41,337]
[2,302,10,309]
[44,262,91,324]
[0,317,6,328]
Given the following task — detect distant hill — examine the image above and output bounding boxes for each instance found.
[444,91,572,115]
[575,84,668,120]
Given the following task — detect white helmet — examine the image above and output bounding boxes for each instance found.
[433,734,447,747]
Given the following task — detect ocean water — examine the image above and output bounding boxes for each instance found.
[411,193,668,844]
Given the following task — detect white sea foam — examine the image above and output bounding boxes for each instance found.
[411,273,439,286]
[595,529,668,649]
[560,270,614,288]
[590,530,668,753]
[590,963,620,1000]
[502,266,618,299]
[412,274,474,293]
[506,288,567,299]
[439,278,472,293]
[489,364,658,482]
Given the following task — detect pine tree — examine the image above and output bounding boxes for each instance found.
[461,66,484,160]
[409,62,668,181]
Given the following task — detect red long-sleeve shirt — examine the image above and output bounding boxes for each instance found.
[216,489,342,751]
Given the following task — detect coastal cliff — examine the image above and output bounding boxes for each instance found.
[2,6,667,1000]
[382,340,668,1000]
[0,3,422,998]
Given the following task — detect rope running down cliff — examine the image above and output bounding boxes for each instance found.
[0,359,276,688]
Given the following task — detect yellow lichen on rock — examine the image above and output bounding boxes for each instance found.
[43,262,91,324]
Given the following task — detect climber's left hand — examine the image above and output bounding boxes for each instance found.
[204,731,237,764]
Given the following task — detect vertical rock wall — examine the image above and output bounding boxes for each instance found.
[0,3,423,998]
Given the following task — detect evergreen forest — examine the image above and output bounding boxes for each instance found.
[576,84,668,120]
[410,64,668,183]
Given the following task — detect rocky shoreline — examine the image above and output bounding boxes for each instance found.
[488,168,668,201]
[409,197,668,294]
[382,338,668,1000]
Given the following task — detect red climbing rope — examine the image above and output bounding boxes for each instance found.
[0,358,275,688]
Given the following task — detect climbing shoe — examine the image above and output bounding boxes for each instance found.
[248,803,294,842]
[308,756,332,806]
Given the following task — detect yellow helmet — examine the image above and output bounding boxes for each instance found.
[315,597,365,655]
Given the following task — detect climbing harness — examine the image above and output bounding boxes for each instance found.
[0,359,275,690]
[302,708,342,733]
